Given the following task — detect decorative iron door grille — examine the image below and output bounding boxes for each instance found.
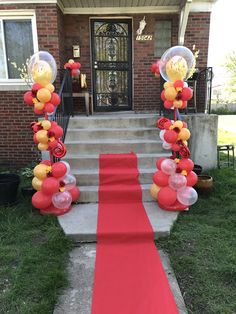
[91,19,132,111]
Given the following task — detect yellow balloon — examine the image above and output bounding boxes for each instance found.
[173,120,183,129]
[166,55,188,82]
[41,120,51,130]
[173,100,183,108]
[45,83,55,93]
[68,59,74,64]
[150,183,161,200]
[32,60,53,86]
[36,130,48,144]
[163,81,173,89]
[34,102,45,110]
[37,88,51,103]
[38,142,49,151]
[32,176,43,191]
[178,128,191,141]
[33,164,49,180]
[164,87,178,101]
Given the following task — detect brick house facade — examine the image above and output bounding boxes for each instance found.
[0,1,215,167]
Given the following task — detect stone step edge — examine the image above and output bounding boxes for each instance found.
[63,152,168,159]
[65,139,162,144]
[71,168,157,175]
[66,127,158,132]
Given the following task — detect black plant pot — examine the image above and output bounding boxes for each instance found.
[0,174,20,205]
[21,186,36,198]
[193,164,203,175]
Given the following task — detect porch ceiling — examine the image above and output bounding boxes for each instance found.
[58,0,217,14]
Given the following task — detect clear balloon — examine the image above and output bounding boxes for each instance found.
[60,161,71,174]
[52,191,72,209]
[62,173,76,191]
[161,158,177,175]
[159,46,195,82]
[169,173,187,190]
[177,186,198,206]
[159,129,166,141]
[28,51,57,85]
[162,141,172,150]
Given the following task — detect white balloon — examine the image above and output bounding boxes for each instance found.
[62,173,76,191]
[161,158,177,175]
[177,186,198,206]
[162,141,172,150]
[52,191,72,209]
[159,130,166,141]
[169,173,187,190]
[61,161,71,174]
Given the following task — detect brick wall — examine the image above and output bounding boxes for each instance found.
[0,3,62,167]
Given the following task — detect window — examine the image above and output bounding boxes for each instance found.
[0,11,38,83]
[154,20,171,57]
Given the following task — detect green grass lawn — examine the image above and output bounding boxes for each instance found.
[0,194,72,314]
[218,128,236,146]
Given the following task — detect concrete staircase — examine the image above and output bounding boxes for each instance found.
[58,113,179,242]
[63,113,167,203]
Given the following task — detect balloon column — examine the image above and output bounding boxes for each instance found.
[24,51,80,215]
[150,46,198,211]
[64,59,81,79]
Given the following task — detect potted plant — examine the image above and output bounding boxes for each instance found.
[20,165,36,198]
[0,172,20,205]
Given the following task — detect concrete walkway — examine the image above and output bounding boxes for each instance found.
[54,244,188,314]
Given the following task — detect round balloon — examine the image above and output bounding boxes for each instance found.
[52,191,72,209]
[150,183,161,200]
[60,161,71,174]
[28,51,57,85]
[177,186,198,206]
[61,173,76,191]
[169,173,187,190]
[32,191,52,209]
[161,158,177,175]
[69,186,80,202]
[158,186,177,206]
[41,177,60,195]
[159,46,195,82]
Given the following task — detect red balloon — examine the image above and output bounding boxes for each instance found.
[71,62,81,69]
[44,102,54,113]
[32,191,52,210]
[48,140,58,149]
[41,177,60,195]
[69,186,80,202]
[158,200,188,211]
[40,160,51,166]
[50,93,61,106]
[182,121,187,128]
[51,162,67,178]
[181,101,187,109]
[174,80,184,90]
[33,133,39,144]
[52,125,63,139]
[181,87,193,101]
[161,90,166,101]
[64,62,71,69]
[164,130,178,143]
[186,171,198,186]
[40,204,71,216]
[164,100,173,109]
[71,68,79,77]
[172,143,181,152]
[156,157,166,170]
[32,83,42,93]
[164,121,172,130]
[153,170,169,186]
[34,107,44,115]
[158,186,177,206]
[178,158,194,173]
[24,91,34,105]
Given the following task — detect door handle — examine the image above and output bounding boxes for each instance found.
[94,65,98,69]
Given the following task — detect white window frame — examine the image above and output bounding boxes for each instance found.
[0,10,38,90]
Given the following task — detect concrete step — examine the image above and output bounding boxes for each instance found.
[66,127,159,141]
[58,202,179,242]
[65,139,164,154]
[78,183,153,203]
[53,245,187,314]
[72,168,156,186]
[63,152,168,170]
[68,114,159,129]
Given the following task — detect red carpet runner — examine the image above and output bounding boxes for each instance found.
[92,153,178,314]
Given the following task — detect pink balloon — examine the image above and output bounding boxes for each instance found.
[161,158,177,175]
[61,173,76,191]
[52,191,72,209]
[169,173,187,190]
[177,186,198,206]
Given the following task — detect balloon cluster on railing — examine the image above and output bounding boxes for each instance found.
[64,59,81,79]
[23,51,80,215]
[150,46,198,211]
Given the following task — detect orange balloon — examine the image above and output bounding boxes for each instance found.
[34,102,45,110]
[164,87,177,101]
[37,88,51,103]
[178,128,191,141]
[32,176,43,191]
[41,120,51,130]
[38,142,49,151]
[173,100,183,108]
[150,183,161,200]
[33,164,50,180]
[36,130,48,144]
[45,83,55,93]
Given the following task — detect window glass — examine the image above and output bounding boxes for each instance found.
[0,22,7,79]
[4,20,33,79]
[154,21,171,57]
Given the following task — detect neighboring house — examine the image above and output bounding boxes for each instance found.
[0,0,217,166]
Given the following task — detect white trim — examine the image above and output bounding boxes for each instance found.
[63,6,180,15]
[0,19,8,79]
[0,0,56,3]
[178,0,192,45]
[0,10,38,84]
[190,2,214,12]
[0,82,30,91]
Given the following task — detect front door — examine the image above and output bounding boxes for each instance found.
[91,19,132,112]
